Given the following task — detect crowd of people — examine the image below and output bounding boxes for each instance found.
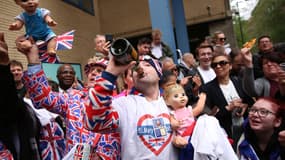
[1,22,285,160]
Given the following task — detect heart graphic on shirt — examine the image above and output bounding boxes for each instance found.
[137,113,172,156]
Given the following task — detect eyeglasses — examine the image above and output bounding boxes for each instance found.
[248,108,276,117]
[219,38,227,41]
[211,60,229,68]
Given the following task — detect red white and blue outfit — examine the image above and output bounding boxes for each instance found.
[84,70,178,159]
[0,141,13,160]
[23,64,120,159]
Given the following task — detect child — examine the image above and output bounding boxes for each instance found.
[163,83,206,160]
[160,70,177,90]
[9,0,57,55]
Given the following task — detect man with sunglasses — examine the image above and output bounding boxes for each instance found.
[213,31,231,55]
[238,97,285,160]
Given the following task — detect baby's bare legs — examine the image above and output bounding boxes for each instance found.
[47,37,56,55]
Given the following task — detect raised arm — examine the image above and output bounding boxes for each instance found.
[9,19,24,31]
[42,8,57,27]
[85,57,135,132]
[44,15,57,27]
[16,37,70,116]
[192,92,206,117]
[241,48,260,97]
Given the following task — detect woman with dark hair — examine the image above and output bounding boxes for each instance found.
[200,53,254,149]
[241,48,285,99]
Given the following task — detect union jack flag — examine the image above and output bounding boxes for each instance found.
[55,30,75,51]
[37,30,75,63]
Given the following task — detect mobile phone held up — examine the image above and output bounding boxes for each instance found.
[105,34,113,43]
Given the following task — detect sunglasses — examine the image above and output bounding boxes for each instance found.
[211,60,229,68]
[219,38,226,41]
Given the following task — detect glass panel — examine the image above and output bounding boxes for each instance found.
[63,0,94,15]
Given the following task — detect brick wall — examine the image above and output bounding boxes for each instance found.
[0,0,100,73]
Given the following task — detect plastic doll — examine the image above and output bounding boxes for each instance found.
[9,0,57,55]
[163,83,206,160]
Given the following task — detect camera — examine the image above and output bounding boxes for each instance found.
[110,38,139,65]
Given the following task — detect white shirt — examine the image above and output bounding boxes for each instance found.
[191,115,238,160]
[113,95,178,160]
[219,80,244,126]
[151,44,163,59]
[219,80,240,103]
[197,66,216,84]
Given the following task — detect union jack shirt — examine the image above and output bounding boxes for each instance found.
[23,68,120,160]
[0,141,13,160]
[39,121,65,160]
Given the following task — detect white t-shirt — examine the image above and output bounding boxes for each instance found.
[113,95,178,160]
[197,66,216,84]
[219,80,244,126]
[219,80,240,103]
[151,44,163,59]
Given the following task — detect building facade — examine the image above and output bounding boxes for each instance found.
[0,0,236,77]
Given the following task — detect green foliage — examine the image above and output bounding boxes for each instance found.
[233,0,285,50]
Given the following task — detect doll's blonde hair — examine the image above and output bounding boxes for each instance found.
[163,83,184,99]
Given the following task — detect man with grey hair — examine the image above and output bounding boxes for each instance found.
[93,34,111,59]
[180,53,197,72]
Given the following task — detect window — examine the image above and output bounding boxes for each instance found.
[63,0,94,15]
[42,63,83,83]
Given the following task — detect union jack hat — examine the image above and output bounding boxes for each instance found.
[84,58,109,75]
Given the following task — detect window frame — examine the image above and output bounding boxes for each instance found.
[63,0,95,15]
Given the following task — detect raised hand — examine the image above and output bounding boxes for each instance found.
[9,23,18,30]
[102,41,111,56]
[15,36,40,64]
[8,20,23,31]
[180,76,191,86]
[47,19,57,27]
[240,47,253,68]
[105,56,136,76]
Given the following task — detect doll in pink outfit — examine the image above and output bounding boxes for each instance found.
[163,83,206,160]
